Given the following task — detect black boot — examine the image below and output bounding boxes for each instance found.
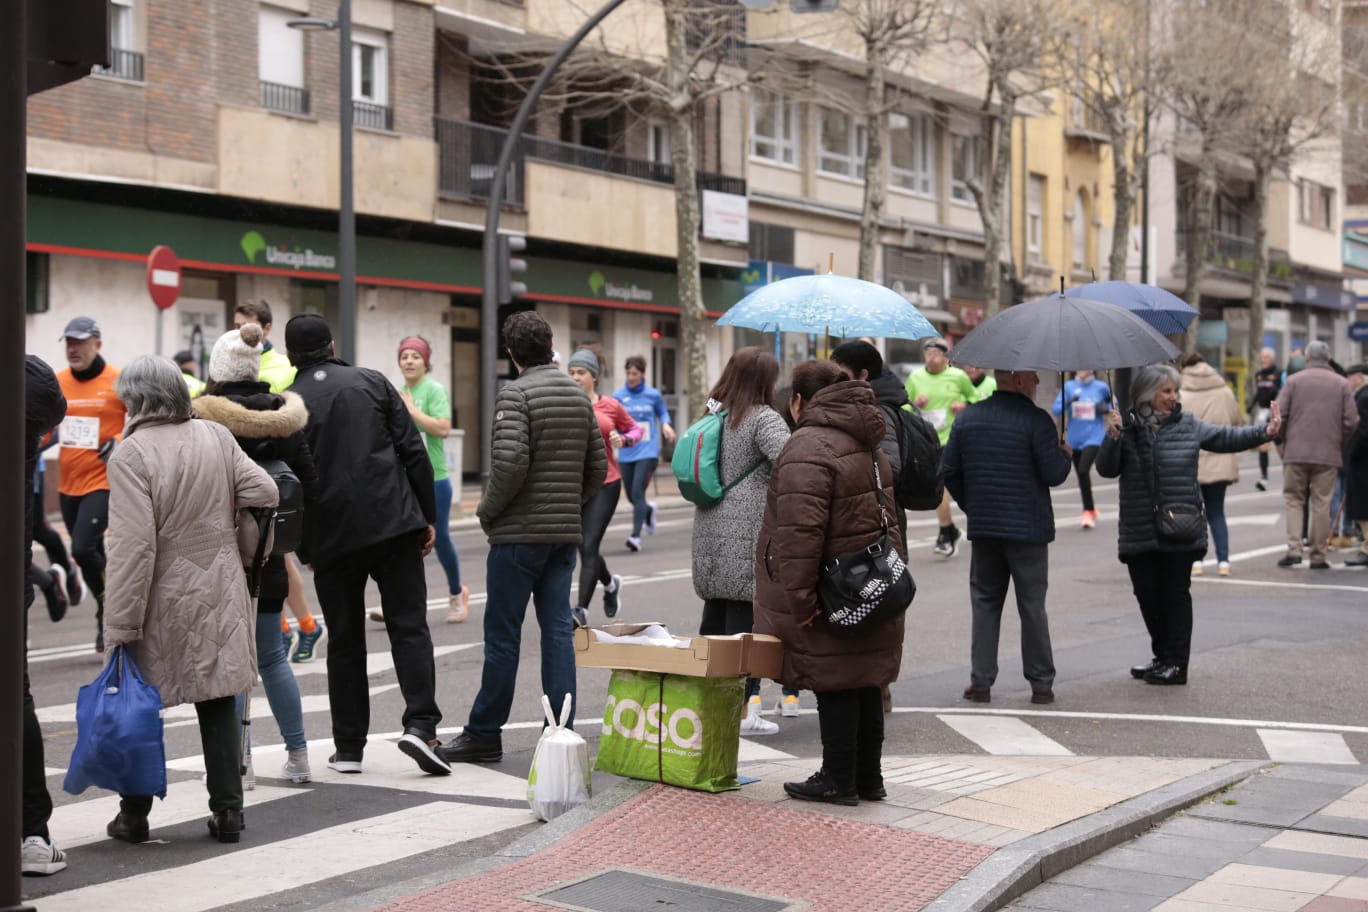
[106,812,149,844]
[1130,658,1159,680]
[207,808,244,843]
[783,770,858,806]
[1144,664,1187,686]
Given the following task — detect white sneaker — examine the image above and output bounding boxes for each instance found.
[282,747,311,783]
[625,536,642,553]
[1218,561,1231,576]
[779,694,800,717]
[21,835,66,876]
[740,696,778,736]
[1191,561,1204,576]
[645,501,658,535]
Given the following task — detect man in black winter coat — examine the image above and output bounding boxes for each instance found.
[23,355,68,874]
[943,370,1072,705]
[284,315,451,778]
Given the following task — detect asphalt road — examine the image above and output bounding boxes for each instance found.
[23,452,1368,909]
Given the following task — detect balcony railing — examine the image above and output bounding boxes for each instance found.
[260,81,310,116]
[435,116,746,208]
[92,48,144,82]
[354,101,393,131]
[1176,228,1294,279]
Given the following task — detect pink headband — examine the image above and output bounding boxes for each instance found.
[398,336,431,368]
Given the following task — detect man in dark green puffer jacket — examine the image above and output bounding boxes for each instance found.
[442,311,606,764]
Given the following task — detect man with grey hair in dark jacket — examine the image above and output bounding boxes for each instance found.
[442,311,606,764]
[944,370,1072,705]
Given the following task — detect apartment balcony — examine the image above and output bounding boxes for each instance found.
[434,116,744,207]
[353,101,393,131]
[260,81,310,116]
[92,48,144,82]
[1176,228,1294,280]
[1064,102,1110,143]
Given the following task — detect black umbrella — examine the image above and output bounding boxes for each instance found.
[950,293,1180,441]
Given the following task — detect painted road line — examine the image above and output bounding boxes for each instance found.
[166,740,529,801]
[288,641,479,681]
[35,801,530,912]
[51,782,305,849]
[1194,577,1368,594]
[937,714,1073,756]
[1258,729,1359,765]
[737,739,798,763]
[163,685,401,731]
[1223,512,1281,527]
[897,707,1368,736]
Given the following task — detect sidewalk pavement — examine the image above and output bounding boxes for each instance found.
[319,752,1311,912]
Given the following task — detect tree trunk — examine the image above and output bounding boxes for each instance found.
[1247,161,1271,408]
[663,0,707,424]
[1107,125,1135,282]
[857,41,886,283]
[977,87,1016,318]
[1181,151,1218,353]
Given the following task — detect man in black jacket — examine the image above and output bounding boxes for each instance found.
[943,370,1072,705]
[1343,364,1368,567]
[23,355,68,875]
[284,315,450,777]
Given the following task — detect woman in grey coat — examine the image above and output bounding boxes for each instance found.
[690,347,790,735]
[1097,364,1279,686]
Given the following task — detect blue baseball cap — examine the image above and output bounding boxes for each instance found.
[60,316,101,340]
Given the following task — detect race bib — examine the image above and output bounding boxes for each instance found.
[638,423,652,443]
[60,415,100,450]
[1071,401,1096,422]
[923,408,948,430]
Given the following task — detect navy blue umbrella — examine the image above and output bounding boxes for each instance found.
[1062,281,1198,335]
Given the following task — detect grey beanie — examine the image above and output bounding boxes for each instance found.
[568,348,600,377]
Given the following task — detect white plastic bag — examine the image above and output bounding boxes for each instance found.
[527,693,591,822]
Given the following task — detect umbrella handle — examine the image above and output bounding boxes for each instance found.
[1059,371,1068,445]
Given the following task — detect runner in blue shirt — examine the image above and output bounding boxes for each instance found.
[612,355,676,552]
[1052,370,1112,529]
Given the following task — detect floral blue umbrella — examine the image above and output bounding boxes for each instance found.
[716,273,938,341]
[1062,281,1198,335]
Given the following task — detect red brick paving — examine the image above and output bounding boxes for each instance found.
[375,784,995,912]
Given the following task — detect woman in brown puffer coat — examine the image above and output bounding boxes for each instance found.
[754,360,906,806]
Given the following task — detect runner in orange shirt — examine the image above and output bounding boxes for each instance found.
[54,317,126,653]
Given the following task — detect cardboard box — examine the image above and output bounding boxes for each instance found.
[574,623,784,679]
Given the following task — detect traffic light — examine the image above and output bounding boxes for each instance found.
[495,234,527,306]
[791,0,838,11]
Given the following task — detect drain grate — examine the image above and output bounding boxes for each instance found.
[536,870,794,912]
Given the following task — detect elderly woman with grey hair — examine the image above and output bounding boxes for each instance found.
[103,355,277,846]
[1096,363,1280,686]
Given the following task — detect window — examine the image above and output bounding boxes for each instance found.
[26,252,49,315]
[951,133,981,202]
[352,29,389,106]
[1298,179,1335,230]
[889,112,935,195]
[1027,174,1045,264]
[648,121,671,166]
[818,107,866,179]
[1072,192,1088,270]
[259,5,307,114]
[750,88,798,166]
[748,222,796,264]
[93,0,143,81]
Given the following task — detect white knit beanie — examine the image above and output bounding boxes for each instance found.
[208,323,264,384]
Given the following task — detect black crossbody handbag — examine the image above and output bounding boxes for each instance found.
[1136,428,1205,545]
[817,453,916,636]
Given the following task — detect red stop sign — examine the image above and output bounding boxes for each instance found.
[146,245,182,310]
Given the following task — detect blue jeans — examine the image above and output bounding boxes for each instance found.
[467,543,577,739]
[433,479,462,594]
[236,611,306,752]
[1331,471,1353,534]
[1200,482,1230,563]
[619,458,657,537]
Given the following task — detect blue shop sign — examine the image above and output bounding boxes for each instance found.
[1292,280,1353,311]
[741,260,815,296]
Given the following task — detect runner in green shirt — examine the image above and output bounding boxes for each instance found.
[398,336,469,624]
[964,365,997,403]
[904,338,975,556]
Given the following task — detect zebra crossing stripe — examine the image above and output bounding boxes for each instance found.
[1257,729,1359,765]
[51,783,306,849]
[737,739,797,763]
[35,801,529,912]
[938,714,1073,756]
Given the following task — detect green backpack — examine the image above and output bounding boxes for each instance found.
[671,401,765,508]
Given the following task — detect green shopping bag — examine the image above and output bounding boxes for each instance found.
[594,670,744,793]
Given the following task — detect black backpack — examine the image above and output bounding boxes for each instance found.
[255,457,303,557]
[881,403,944,511]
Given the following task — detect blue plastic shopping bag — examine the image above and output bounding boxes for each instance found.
[63,645,167,799]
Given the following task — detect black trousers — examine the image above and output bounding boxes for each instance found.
[122,695,241,816]
[60,489,109,629]
[1073,445,1100,512]
[815,687,884,789]
[577,480,621,609]
[23,461,53,839]
[1125,549,1203,668]
[314,532,442,752]
[700,598,763,700]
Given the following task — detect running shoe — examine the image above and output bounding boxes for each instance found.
[44,566,68,623]
[645,501,658,535]
[282,748,311,783]
[20,836,66,876]
[292,625,326,663]
[65,561,83,607]
[780,694,800,717]
[1191,561,1204,576]
[740,696,778,736]
[932,525,959,557]
[602,574,623,618]
[625,536,642,553]
[571,604,589,629]
[446,586,470,624]
[1218,561,1231,576]
[1080,511,1095,530]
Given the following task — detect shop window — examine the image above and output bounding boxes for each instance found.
[26,252,49,315]
[818,107,866,179]
[750,88,798,166]
[889,112,935,196]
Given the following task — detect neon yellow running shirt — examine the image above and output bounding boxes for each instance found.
[904,366,976,444]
